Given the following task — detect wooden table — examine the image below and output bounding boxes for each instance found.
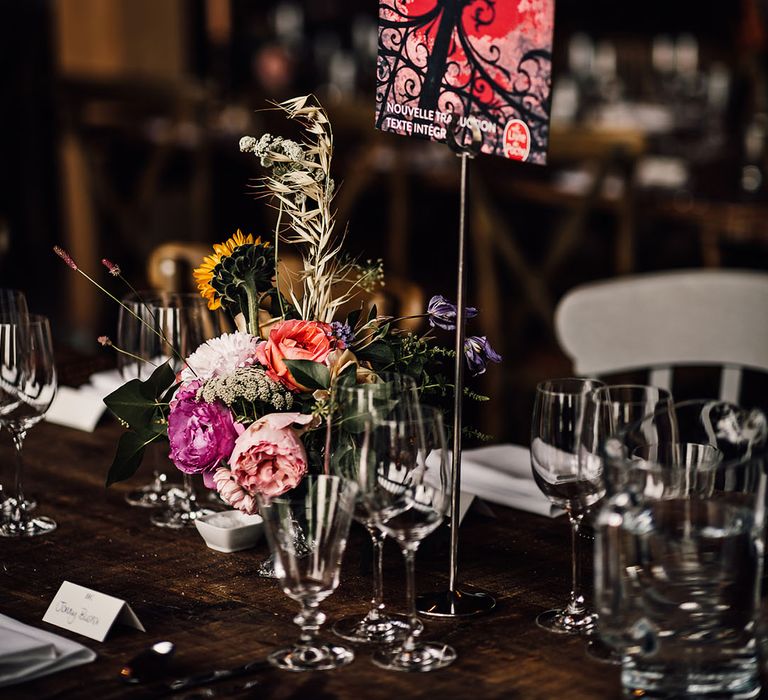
[0,421,621,699]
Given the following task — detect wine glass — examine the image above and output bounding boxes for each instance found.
[0,289,37,516]
[330,373,422,644]
[530,377,604,634]
[360,405,456,672]
[141,293,222,529]
[117,293,175,508]
[258,475,358,671]
[0,315,58,537]
[578,384,672,661]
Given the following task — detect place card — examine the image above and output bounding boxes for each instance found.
[43,581,145,642]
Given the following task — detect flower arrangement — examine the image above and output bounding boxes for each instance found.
[54,95,500,511]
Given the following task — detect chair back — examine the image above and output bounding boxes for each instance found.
[554,269,768,402]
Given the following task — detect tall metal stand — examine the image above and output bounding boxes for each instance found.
[416,119,496,618]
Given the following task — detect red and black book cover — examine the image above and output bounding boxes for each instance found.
[375,0,555,164]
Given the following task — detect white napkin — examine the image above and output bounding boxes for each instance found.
[0,614,96,688]
[460,444,563,518]
[45,368,125,432]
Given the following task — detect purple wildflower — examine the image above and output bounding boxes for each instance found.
[101,258,121,276]
[464,336,502,376]
[53,246,78,270]
[97,335,112,347]
[427,295,478,331]
[330,321,354,349]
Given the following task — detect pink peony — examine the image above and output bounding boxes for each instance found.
[255,320,332,392]
[167,380,239,487]
[220,412,315,505]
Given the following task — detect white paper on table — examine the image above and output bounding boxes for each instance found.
[0,614,96,688]
[45,368,127,432]
[45,386,106,432]
[456,444,563,518]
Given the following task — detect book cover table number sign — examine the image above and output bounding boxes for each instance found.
[375,0,555,617]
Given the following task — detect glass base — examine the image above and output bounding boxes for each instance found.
[333,612,418,644]
[372,642,457,672]
[622,661,761,699]
[125,484,172,508]
[268,642,354,672]
[536,608,596,635]
[150,507,214,529]
[416,588,496,618]
[0,515,57,538]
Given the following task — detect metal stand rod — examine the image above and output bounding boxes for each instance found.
[416,128,495,618]
[448,152,469,592]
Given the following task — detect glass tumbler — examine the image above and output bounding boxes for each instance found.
[596,399,767,700]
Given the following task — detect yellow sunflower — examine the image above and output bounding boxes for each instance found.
[194,229,268,309]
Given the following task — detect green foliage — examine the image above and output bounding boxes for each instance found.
[103,361,176,487]
[283,359,331,390]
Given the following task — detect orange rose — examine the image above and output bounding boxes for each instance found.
[255,320,332,392]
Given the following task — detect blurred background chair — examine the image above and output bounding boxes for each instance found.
[147,242,426,332]
[554,269,768,407]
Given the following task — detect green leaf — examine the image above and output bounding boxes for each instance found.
[335,362,357,389]
[355,341,394,367]
[144,361,177,397]
[367,304,378,322]
[106,430,163,487]
[104,361,176,430]
[345,308,362,330]
[103,379,157,429]
[283,359,330,390]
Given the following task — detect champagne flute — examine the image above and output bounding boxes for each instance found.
[118,293,175,508]
[0,315,58,537]
[0,289,37,516]
[530,377,604,634]
[361,405,456,672]
[142,293,222,529]
[330,373,422,644]
[578,384,672,661]
[258,475,358,671]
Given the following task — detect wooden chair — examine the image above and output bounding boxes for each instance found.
[554,269,768,404]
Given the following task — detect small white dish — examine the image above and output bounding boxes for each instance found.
[194,510,264,553]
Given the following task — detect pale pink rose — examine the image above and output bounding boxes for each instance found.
[226,412,315,501]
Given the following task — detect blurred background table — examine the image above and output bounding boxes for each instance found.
[0,419,621,700]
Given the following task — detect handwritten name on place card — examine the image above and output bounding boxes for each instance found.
[43,581,145,642]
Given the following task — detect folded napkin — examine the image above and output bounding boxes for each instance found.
[45,368,125,432]
[460,444,563,518]
[0,614,96,688]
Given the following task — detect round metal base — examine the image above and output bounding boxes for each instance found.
[415,588,496,618]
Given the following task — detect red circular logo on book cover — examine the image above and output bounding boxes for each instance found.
[503,119,531,161]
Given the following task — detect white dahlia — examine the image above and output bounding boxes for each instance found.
[180,332,261,382]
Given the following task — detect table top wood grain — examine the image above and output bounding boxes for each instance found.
[0,421,622,700]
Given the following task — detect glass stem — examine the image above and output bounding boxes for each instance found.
[181,474,195,513]
[567,510,585,615]
[296,600,325,647]
[365,528,386,622]
[10,428,28,526]
[401,545,420,652]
